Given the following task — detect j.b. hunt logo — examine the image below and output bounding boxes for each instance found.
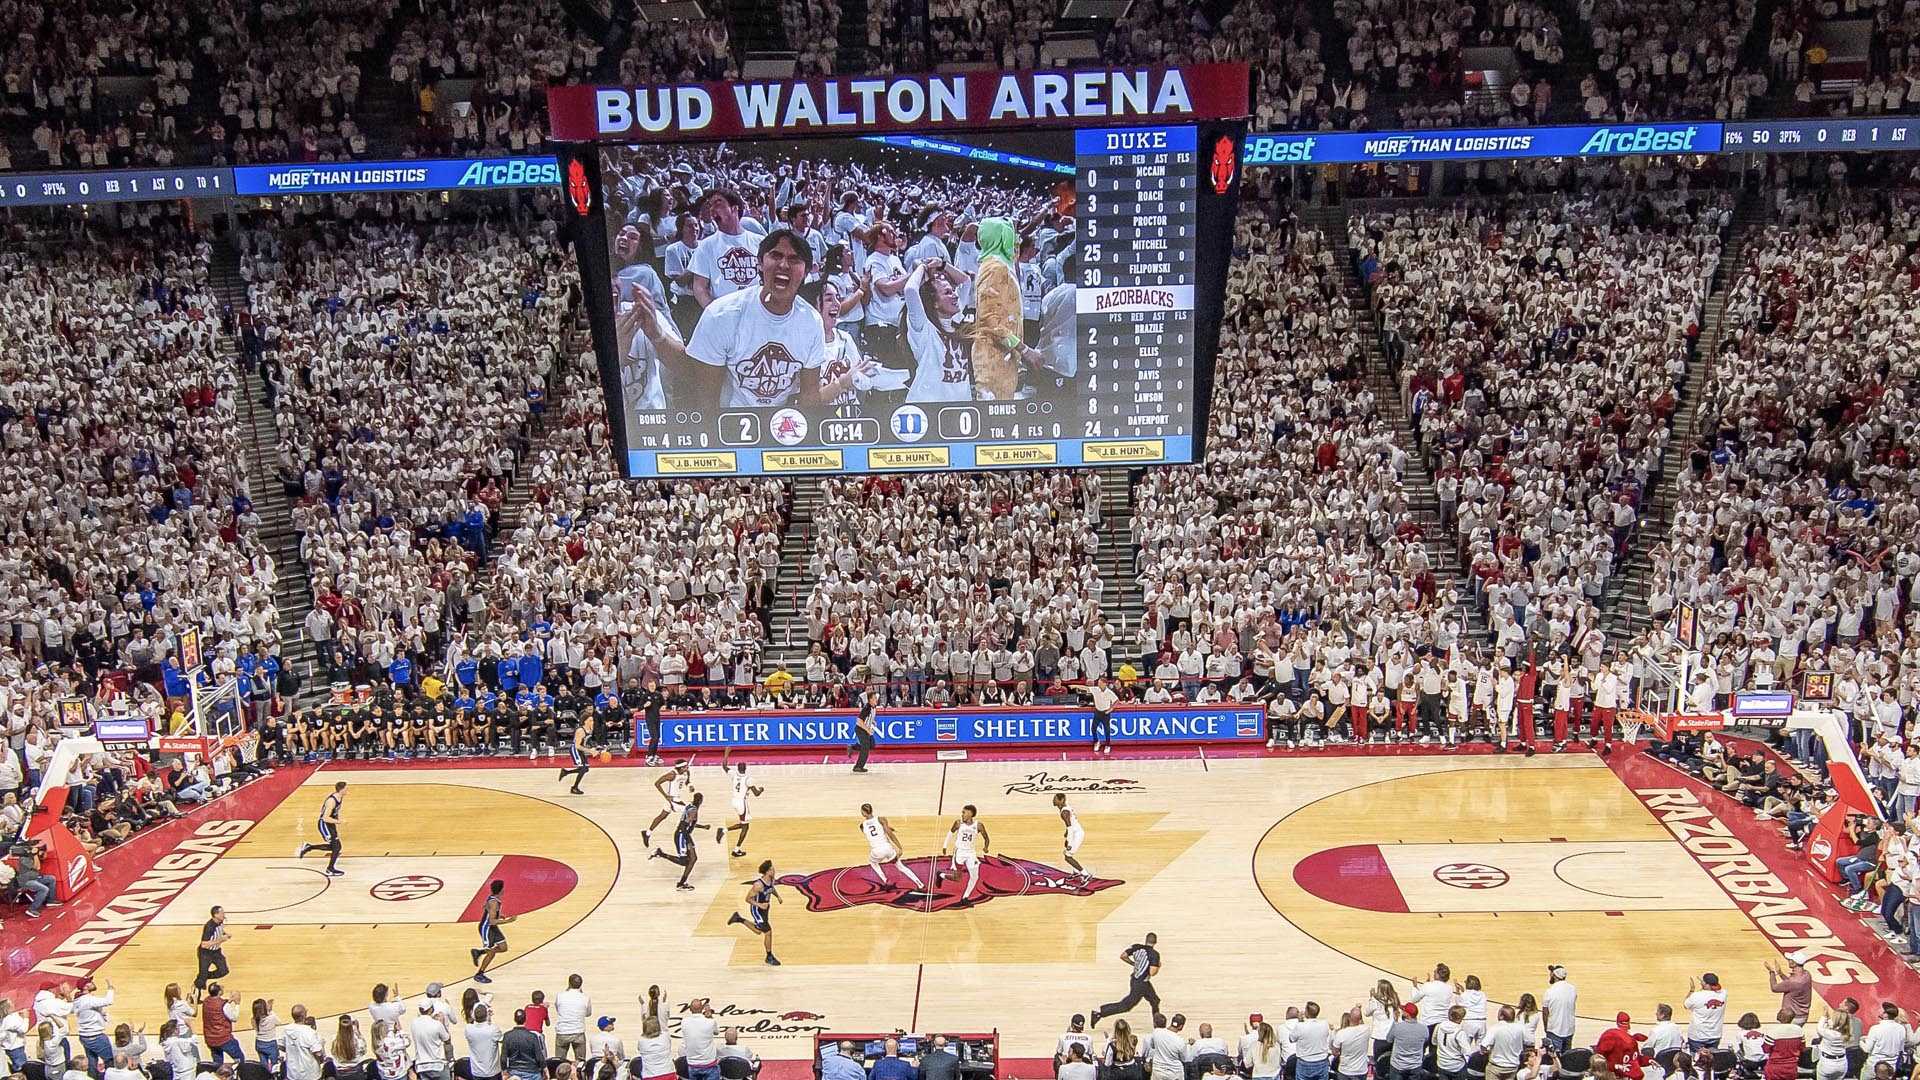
[32,820,255,978]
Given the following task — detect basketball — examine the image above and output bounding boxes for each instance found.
[597,751,612,763]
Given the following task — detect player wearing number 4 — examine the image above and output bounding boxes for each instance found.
[717,750,762,857]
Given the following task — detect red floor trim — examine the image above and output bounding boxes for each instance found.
[1,766,314,998]
[1606,748,1920,1010]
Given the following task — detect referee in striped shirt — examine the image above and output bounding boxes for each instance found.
[1091,933,1161,1024]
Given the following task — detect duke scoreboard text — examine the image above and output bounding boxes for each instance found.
[1067,125,1200,467]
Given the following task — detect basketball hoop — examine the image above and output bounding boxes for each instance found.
[1618,709,1646,744]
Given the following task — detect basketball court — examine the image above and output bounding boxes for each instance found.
[8,749,1910,1068]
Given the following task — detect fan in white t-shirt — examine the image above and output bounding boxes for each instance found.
[1684,974,1728,1049]
[623,229,828,413]
[690,191,762,307]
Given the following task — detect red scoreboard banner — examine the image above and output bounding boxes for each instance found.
[547,64,1250,142]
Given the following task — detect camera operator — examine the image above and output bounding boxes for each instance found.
[3,835,57,919]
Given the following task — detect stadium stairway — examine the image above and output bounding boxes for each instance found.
[761,467,1140,682]
[1600,189,1770,641]
[763,476,822,678]
[1310,202,1492,645]
[209,242,323,692]
[459,312,596,637]
[727,0,789,59]
[1094,468,1142,644]
[834,0,871,75]
[352,0,426,157]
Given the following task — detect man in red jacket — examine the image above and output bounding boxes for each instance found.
[1760,1011,1806,1080]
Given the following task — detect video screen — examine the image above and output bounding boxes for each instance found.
[595,125,1214,476]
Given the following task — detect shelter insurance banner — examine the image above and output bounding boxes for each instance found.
[648,704,1268,750]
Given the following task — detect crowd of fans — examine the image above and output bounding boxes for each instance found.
[1,921,1899,1080]
[1646,187,1920,756]
[1575,0,1766,121]
[1107,0,1338,134]
[24,0,1920,174]
[479,348,788,709]
[0,219,301,931]
[387,0,604,159]
[1354,191,1731,662]
[1,0,622,169]
[797,471,1109,704]
[1767,0,1920,118]
[241,208,577,690]
[1129,207,1468,735]
[0,220,281,723]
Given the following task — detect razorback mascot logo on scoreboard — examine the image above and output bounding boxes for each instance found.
[1211,135,1236,195]
[567,159,592,217]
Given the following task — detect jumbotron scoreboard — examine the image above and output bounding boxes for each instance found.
[547,65,1248,478]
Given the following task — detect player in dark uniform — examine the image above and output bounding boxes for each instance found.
[407,695,432,757]
[557,716,595,794]
[649,791,707,891]
[327,706,347,757]
[296,781,348,876]
[286,707,311,761]
[475,689,499,753]
[726,860,784,966]
[529,683,557,757]
[471,879,516,984]
[506,687,529,749]
[430,699,453,756]
[344,704,374,759]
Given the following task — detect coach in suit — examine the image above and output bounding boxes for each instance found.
[919,1038,960,1080]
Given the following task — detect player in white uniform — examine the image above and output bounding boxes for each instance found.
[859,803,926,889]
[1053,793,1089,879]
[642,760,694,848]
[718,751,763,858]
[938,804,991,901]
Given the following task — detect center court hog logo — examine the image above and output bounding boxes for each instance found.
[779,854,1120,913]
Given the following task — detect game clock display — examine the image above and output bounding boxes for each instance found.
[585,120,1240,478]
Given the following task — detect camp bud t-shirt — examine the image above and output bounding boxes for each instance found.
[686,287,827,409]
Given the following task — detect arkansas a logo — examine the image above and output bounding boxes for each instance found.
[779,854,1120,913]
